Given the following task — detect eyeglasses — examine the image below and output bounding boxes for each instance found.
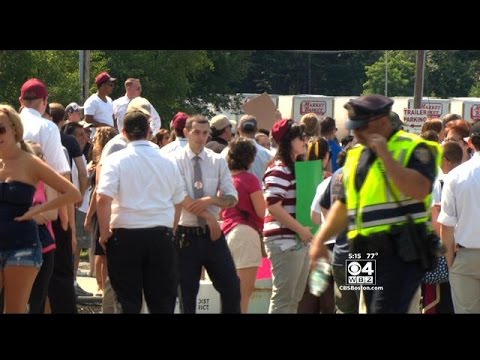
[0,125,6,134]
[354,114,385,132]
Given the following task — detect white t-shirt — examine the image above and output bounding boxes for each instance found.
[84,94,114,127]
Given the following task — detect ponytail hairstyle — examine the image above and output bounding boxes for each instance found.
[0,104,34,155]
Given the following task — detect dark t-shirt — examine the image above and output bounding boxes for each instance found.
[60,132,83,167]
[320,168,349,266]
[205,137,229,154]
[83,142,92,162]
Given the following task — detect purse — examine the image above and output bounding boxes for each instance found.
[422,255,449,284]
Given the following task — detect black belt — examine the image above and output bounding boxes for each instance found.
[177,225,208,236]
[113,226,171,232]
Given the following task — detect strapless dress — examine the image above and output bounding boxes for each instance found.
[0,181,40,251]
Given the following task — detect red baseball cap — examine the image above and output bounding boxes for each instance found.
[20,78,48,100]
[172,112,189,131]
[95,71,116,86]
[272,119,292,143]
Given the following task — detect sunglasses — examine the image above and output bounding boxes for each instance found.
[355,123,370,131]
[0,125,6,134]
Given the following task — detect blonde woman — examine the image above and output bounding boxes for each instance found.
[0,105,81,313]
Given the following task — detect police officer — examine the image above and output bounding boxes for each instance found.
[309,95,441,313]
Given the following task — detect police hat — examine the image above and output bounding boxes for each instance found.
[344,95,394,130]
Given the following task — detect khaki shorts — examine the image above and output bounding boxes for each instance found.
[226,224,262,269]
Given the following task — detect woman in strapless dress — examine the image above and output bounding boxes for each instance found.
[0,104,81,313]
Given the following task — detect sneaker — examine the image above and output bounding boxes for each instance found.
[75,284,93,297]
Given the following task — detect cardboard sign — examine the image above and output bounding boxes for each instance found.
[242,92,277,130]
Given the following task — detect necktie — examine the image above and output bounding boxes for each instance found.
[193,156,206,226]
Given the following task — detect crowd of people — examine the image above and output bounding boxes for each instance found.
[1,70,478,314]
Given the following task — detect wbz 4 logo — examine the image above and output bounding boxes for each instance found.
[345,260,376,285]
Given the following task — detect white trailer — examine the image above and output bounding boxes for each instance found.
[278,95,334,123]
[450,97,480,122]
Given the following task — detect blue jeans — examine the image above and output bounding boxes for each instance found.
[0,242,42,270]
[175,227,240,314]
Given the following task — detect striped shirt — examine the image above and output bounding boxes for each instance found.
[263,160,297,241]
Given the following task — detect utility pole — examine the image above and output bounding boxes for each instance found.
[384,51,388,96]
[413,50,426,108]
[308,53,312,94]
[79,50,90,103]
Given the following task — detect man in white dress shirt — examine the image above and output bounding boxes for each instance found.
[112,78,161,134]
[438,122,480,313]
[172,114,241,313]
[96,110,187,313]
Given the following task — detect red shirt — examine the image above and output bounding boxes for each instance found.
[221,171,263,236]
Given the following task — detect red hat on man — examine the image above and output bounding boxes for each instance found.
[271,119,292,143]
[95,71,116,86]
[172,112,189,131]
[20,78,48,100]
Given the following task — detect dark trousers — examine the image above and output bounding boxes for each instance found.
[175,227,241,314]
[48,220,77,314]
[29,250,55,313]
[332,264,360,314]
[297,276,335,314]
[107,227,178,314]
[363,253,424,313]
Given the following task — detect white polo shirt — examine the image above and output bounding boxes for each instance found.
[97,140,187,229]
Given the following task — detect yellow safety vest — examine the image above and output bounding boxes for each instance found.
[343,130,441,240]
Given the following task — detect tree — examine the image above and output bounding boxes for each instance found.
[187,50,253,115]
[242,50,383,97]
[30,50,109,105]
[363,51,416,96]
[424,50,478,97]
[0,50,34,108]
[103,50,212,127]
